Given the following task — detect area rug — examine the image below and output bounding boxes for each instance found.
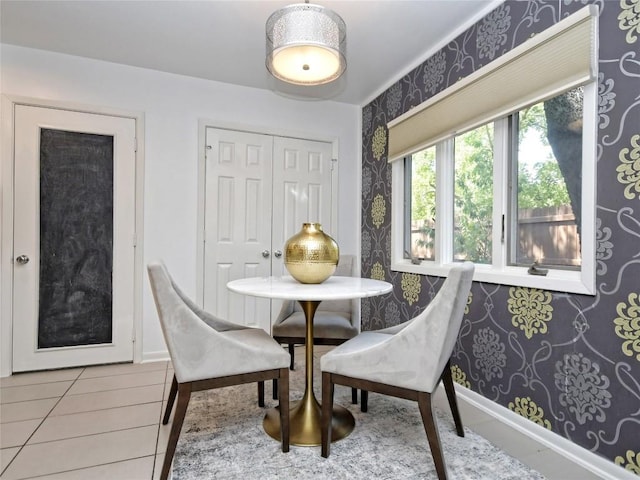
[172,359,546,480]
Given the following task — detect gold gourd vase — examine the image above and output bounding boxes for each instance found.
[284,223,339,284]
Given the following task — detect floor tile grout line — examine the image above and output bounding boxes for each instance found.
[2,454,158,480]
[0,369,85,389]
[0,381,77,404]
[76,368,170,382]
[0,367,161,403]
[63,381,168,397]
[74,370,168,382]
[22,421,163,447]
[44,398,165,419]
[0,395,65,408]
[0,378,78,389]
[0,367,86,478]
[1,399,164,425]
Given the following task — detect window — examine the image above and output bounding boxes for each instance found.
[394,84,596,294]
[390,6,597,294]
[509,90,583,269]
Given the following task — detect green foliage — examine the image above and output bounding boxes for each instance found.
[453,124,494,263]
[411,148,436,252]
[411,147,436,222]
[518,161,571,208]
[517,102,571,208]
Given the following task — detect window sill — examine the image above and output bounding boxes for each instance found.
[390,260,595,295]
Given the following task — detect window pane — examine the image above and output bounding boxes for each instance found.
[454,124,494,264]
[511,87,582,268]
[407,147,436,260]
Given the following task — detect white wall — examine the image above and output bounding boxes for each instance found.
[0,44,360,370]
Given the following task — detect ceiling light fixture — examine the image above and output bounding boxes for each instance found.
[266,1,346,86]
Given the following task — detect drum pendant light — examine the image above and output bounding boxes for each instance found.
[266,2,346,86]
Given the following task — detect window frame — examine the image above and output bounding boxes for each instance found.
[391,81,597,295]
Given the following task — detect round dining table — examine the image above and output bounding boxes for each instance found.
[227,275,392,446]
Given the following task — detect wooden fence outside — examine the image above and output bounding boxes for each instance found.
[410,205,580,266]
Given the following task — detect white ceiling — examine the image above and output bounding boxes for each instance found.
[0,0,500,105]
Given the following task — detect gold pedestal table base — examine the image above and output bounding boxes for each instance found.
[263,389,355,446]
[264,299,354,446]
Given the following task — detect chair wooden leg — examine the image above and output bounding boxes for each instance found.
[321,371,334,458]
[272,378,278,400]
[361,390,368,412]
[418,392,448,480]
[351,387,357,404]
[258,381,265,407]
[163,374,178,425]
[441,361,464,437]
[277,367,290,453]
[288,344,295,370]
[161,382,192,480]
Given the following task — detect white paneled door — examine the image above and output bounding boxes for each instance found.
[203,127,334,332]
[203,128,274,330]
[12,105,137,372]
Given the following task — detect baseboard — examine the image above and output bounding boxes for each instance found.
[455,385,635,480]
[142,350,170,364]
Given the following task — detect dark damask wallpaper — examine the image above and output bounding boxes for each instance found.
[360,0,639,475]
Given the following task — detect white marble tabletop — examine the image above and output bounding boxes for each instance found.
[227,275,393,301]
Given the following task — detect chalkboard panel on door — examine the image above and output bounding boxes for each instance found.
[38,129,114,349]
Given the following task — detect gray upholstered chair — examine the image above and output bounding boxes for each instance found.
[320,261,474,480]
[270,254,360,403]
[147,261,290,480]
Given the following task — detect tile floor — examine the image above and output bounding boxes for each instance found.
[1,347,604,480]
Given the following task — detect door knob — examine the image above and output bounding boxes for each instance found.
[16,255,30,265]
[262,250,270,258]
[274,250,283,258]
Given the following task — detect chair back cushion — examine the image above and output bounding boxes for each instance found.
[397,262,475,391]
[272,311,358,339]
[321,262,474,393]
[428,262,475,384]
[147,261,289,382]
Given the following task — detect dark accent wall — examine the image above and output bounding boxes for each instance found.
[361,0,639,474]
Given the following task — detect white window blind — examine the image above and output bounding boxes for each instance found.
[387,5,598,162]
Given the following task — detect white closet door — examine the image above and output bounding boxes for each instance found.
[204,128,335,332]
[270,136,335,322]
[204,128,273,331]
[271,136,335,276]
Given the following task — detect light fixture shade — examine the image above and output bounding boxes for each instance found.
[266,3,346,86]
